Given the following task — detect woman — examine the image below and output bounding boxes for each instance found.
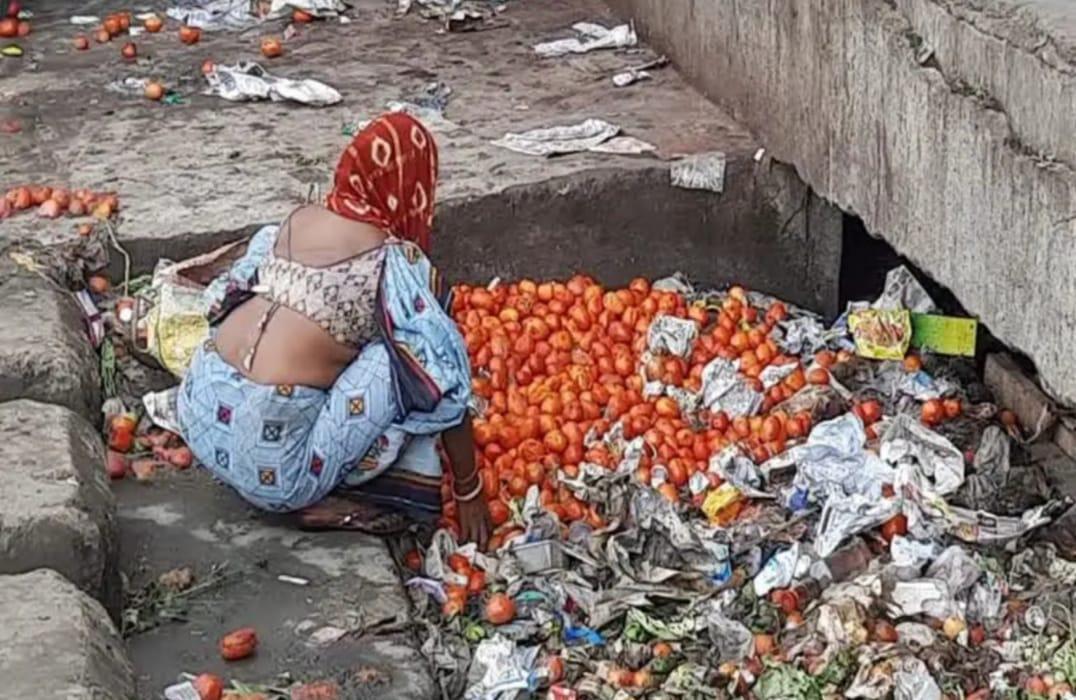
[178,113,490,549]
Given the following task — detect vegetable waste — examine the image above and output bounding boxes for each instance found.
[401,268,1072,700]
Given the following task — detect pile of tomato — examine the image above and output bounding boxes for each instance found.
[440,276,851,542]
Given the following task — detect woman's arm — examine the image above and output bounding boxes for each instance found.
[442,415,491,550]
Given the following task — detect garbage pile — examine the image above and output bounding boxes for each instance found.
[404,267,1074,699]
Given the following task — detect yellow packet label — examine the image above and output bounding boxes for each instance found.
[702,483,742,521]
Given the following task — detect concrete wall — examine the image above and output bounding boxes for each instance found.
[607,0,1076,405]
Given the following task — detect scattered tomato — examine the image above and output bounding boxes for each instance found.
[484,593,516,625]
[652,641,673,658]
[193,673,224,700]
[73,35,90,50]
[121,42,137,60]
[179,25,201,44]
[943,397,962,419]
[753,633,776,656]
[0,18,15,38]
[260,36,283,58]
[402,548,422,572]
[15,19,28,36]
[145,80,165,101]
[879,513,908,543]
[870,619,899,643]
[219,627,258,661]
[921,399,944,425]
[293,8,314,22]
[144,16,164,33]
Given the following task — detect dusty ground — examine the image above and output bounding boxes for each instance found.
[117,469,434,698]
[0,0,755,262]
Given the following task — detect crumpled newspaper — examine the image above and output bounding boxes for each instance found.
[700,357,762,417]
[647,314,698,357]
[463,636,539,700]
[534,21,637,57]
[888,578,962,622]
[670,151,726,193]
[167,0,344,29]
[492,118,654,157]
[880,414,964,497]
[205,61,342,105]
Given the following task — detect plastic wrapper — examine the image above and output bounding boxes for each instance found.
[873,265,936,314]
[889,536,939,578]
[848,308,912,360]
[893,657,942,700]
[814,494,900,557]
[706,605,753,662]
[670,151,726,193]
[789,413,894,503]
[924,545,982,595]
[880,414,965,497]
[135,259,213,377]
[753,544,812,596]
[206,61,342,105]
[700,357,762,417]
[646,314,698,358]
[533,22,637,57]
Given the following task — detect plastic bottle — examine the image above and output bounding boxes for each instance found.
[769,537,873,612]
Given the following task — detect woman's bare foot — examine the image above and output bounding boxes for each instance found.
[296,496,410,535]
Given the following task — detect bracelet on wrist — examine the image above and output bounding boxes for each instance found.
[453,473,483,502]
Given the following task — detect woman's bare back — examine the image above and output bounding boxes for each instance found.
[214,205,389,388]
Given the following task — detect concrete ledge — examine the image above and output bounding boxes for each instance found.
[0,400,121,618]
[0,259,102,422]
[608,0,1076,404]
[984,353,1057,438]
[0,569,135,700]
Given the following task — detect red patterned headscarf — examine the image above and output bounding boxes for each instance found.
[327,112,439,252]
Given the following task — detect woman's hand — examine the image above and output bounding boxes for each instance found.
[457,496,492,551]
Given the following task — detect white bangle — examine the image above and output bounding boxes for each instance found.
[453,473,483,502]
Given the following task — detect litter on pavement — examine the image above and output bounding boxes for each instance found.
[534,21,638,58]
[204,61,341,105]
[492,119,655,157]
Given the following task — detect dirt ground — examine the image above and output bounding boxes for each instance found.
[0,0,754,261]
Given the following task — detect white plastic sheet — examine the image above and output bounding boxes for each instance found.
[534,22,637,57]
[205,61,342,105]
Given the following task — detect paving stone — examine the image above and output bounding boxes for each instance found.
[0,399,120,616]
[0,260,101,422]
[0,569,135,700]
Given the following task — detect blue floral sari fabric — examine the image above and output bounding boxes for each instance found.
[178,226,469,513]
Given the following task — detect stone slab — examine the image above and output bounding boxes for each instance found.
[609,0,1076,405]
[0,569,135,700]
[0,399,121,617]
[0,257,102,422]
